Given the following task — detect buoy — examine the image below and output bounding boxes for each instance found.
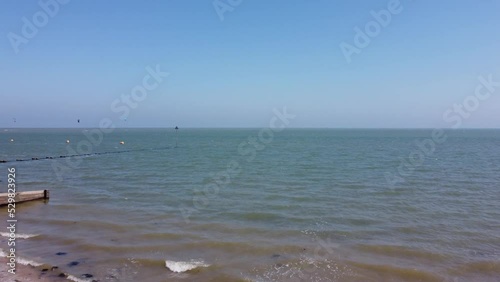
[119,141,125,145]
[66,140,70,144]
[175,126,179,147]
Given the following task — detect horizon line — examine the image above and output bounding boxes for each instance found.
[2,127,500,130]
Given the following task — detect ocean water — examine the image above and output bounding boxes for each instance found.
[0,128,499,282]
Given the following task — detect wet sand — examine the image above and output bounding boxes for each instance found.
[0,257,69,282]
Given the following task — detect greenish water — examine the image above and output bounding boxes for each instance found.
[1,129,499,281]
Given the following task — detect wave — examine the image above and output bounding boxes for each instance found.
[17,257,43,267]
[0,232,39,239]
[66,275,95,282]
[1,248,96,282]
[165,260,209,273]
[0,248,43,267]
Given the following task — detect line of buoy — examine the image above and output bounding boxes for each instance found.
[0,147,171,164]
[8,139,123,145]
[10,139,121,145]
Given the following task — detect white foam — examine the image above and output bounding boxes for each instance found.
[0,232,39,239]
[1,248,43,267]
[165,260,209,273]
[17,257,43,267]
[66,275,94,282]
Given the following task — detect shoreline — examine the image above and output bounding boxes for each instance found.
[0,257,70,282]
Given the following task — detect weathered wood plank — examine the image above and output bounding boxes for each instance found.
[0,190,49,206]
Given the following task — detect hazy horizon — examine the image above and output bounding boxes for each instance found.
[3,127,500,130]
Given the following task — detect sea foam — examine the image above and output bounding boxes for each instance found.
[0,232,39,239]
[66,275,95,282]
[0,249,43,267]
[165,260,209,273]
[17,257,43,267]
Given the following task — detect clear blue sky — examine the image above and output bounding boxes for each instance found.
[1,0,499,128]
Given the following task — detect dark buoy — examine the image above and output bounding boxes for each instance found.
[77,119,80,124]
[175,126,179,147]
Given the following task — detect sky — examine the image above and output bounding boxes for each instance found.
[1,0,500,128]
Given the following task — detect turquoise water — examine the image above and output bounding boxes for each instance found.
[1,128,500,281]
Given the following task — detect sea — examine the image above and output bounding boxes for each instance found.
[0,128,499,282]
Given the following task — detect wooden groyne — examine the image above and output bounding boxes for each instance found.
[0,190,49,206]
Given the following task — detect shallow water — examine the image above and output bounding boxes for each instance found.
[1,129,499,281]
